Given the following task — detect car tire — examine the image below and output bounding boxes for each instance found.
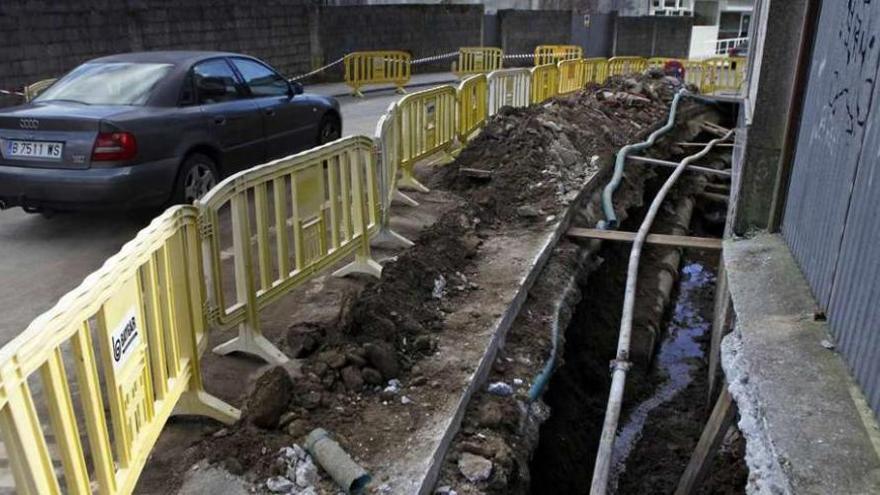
[316,114,341,145]
[173,153,219,205]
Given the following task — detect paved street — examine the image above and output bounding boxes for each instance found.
[0,73,455,347]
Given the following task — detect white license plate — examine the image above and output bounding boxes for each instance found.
[6,140,64,160]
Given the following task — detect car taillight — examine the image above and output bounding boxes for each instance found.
[92,132,137,161]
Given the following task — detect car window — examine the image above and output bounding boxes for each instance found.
[35,62,172,105]
[193,59,242,105]
[231,58,289,97]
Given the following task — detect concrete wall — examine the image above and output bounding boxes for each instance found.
[498,9,573,65]
[614,15,694,58]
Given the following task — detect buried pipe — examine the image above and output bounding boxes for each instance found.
[589,130,735,495]
[306,428,372,494]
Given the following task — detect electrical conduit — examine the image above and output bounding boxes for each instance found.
[589,129,734,495]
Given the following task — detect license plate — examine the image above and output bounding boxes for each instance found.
[5,140,64,160]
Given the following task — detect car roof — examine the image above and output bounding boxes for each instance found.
[88,51,249,67]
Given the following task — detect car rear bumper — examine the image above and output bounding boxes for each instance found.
[0,159,179,211]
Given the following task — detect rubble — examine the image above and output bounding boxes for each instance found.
[458,453,493,483]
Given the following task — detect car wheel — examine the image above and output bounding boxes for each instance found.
[175,153,219,204]
[317,114,341,145]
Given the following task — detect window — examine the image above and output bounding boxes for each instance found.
[36,62,172,105]
[231,58,289,98]
[193,59,241,105]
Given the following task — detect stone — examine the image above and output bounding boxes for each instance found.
[516,205,540,218]
[279,412,297,428]
[287,419,310,439]
[458,453,492,483]
[295,458,319,487]
[244,366,294,429]
[476,401,504,428]
[341,366,364,391]
[365,343,400,379]
[222,457,244,475]
[301,391,322,410]
[287,331,318,358]
[461,441,495,458]
[487,382,513,397]
[345,351,367,367]
[265,476,295,493]
[362,367,383,385]
[319,350,347,369]
[413,335,433,353]
[435,486,457,495]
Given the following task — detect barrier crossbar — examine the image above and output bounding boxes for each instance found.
[395,85,458,192]
[344,51,412,97]
[198,137,383,364]
[487,68,531,116]
[0,206,238,495]
[534,45,583,66]
[530,63,559,104]
[457,73,488,144]
[453,47,503,76]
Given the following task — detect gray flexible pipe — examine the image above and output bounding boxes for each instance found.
[589,130,734,495]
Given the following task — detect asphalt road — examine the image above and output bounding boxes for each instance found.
[0,74,455,347]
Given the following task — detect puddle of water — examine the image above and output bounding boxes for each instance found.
[608,261,715,492]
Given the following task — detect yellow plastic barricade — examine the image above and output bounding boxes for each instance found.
[487,68,531,116]
[583,57,608,85]
[606,57,649,78]
[0,206,238,495]
[372,102,416,248]
[682,60,708,89]
[24,78,56,102]
[453,47,503,76]
[534,45,584,66]
[396,85,458,192]
[344,51,411,97]
[530,63,559,104]
[199,137,382,364]
[557,58,586,95]
[647,57,672,70]
[702,57,746,94]
[457,73,488,144]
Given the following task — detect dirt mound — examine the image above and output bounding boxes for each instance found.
[432,73,689,227]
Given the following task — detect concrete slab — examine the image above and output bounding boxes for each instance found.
[721,233,880,494]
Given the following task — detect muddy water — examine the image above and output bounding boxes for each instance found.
[609,262,715,492]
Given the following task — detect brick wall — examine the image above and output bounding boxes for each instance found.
[497,9,574,66]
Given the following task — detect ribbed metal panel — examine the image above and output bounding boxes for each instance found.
[781,0,880,416]
[782,0,880,310]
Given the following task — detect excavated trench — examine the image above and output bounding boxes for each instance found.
[528,141,747,495]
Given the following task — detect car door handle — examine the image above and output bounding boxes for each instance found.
[213,116,227,126]
[264,108,276,117]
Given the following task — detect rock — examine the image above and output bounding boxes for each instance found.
[287,331,318,358]
[319,350,347,369]
[279,412,297,428]
[287,419,310,439]
[244,366,295,429]
[432,275,447,299]
[435,486,457,495]
[461,441,495,458]
[516,205,541,218]
[345,351,367,367]
[487,382,513,397]
[310,362,329,377]
[341,366,364,391]
[295,458,319,487]
[362,367,383,385]
[413,335,433,353]
[266,476,295,493]
[301,391,322,410]
[365,343,400,379]
[513,378,524,386]
[401,395,413,405]
[476,401,504,428]
[222,457,244,475]
[458,453,493,483]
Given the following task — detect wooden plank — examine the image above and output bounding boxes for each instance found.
[567,228,723,250]
[674,388,737,495]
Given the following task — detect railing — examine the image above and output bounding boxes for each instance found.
[0,206,238,495]
[457,74,488,144]
[606,56,649,79]
[373,102,416,248]
[487,68,531,116]
[558,58,586,95]
[198,137,383,365]
[534,45,583,66]
[344,51,412,97]
[530,63,559,104]
[453,47,503,76]
[395,85,458,192]
[714,37,748,55]
[702,56,747,94]
[583,58,609,85]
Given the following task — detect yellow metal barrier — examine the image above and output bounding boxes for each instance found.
[487,68,531,116]
[24,78,56,102]
[534,45,583,66]
[557,58,586,95]
[453,47,503,76]
[372,102,416,248]
[396,85,458,192]
[606,57,649,78]
[530,63,559,104]
[199,137,382,364]
[0,206,237,495]
[702,57,747,94]
[583,57,609,85]
[344,51,412,98]
[457,74,488,144]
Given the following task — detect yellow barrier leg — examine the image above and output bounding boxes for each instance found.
[174,390,240,425]
[371,227,415,249]
[395,84,407,95]
[394,189,420,207]
[212,194,290,365]
[398,164,431,193]
[334,153,384,278]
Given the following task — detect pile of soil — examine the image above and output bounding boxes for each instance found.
[175,73,706,491]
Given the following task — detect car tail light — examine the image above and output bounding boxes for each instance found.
[92,132,137,161]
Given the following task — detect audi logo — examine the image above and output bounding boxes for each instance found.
[19,118,39,130]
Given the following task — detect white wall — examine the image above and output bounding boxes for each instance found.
[689,25,720,59]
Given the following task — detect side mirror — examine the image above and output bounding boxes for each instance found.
[289,81,304,96]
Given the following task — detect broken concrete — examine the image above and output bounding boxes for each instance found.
[722,233,880,494]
